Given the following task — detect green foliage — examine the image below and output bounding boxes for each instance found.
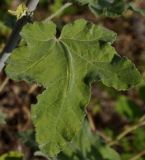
[120,128,145,160]
[58,121,121,160]
[0,151,23,160]
[133,128,145,151]
[18,130,38,150]
[75,0,126,16]
[0,21,11,36]
[139,85,145,104]
[75,0,145,17]
[0,0,11,5]
[5,19,141,156]
[129,2,145,16]
[0,111,6,125]
[50,0,64,13]
[115,96,143,121]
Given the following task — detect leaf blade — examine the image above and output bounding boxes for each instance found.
[5,19,141,156]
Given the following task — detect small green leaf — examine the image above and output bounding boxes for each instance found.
[50,0,63,13]
[99,146,121,160]
[0,151,23,160]
[115,96,143,120]
[5,19,141,156]
[0,21,11,36]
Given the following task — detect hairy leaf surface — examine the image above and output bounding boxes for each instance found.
[5,19,141,156]
[58,121,121,160]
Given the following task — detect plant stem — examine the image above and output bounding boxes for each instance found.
[0,77,9,93]
[0,0,40,72]
[45,2,72,22]
[28,84,38,94]
[108,116,145,146]
[129,150,145,160]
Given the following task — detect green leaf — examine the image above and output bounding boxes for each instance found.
[129,2,145,16]
[5,19,141,156]
[50,0,64,13]
[133,128,145,151]
[58,121,121,160]
[75,0,126,16]
[115,96,143,120]
[139,85,145,104]
[0,151,23,160]
[120,128,145,160]
[0,21,10,35]
[18,130,38,150]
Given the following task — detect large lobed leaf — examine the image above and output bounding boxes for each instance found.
[5,19,141,156]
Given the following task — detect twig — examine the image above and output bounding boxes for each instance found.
[0,0,40,72]
[87,110,111,142]
[97,130,112,143]
[28,84,38,94]
[45,2,72,22]
[129,150,145,160]
[87,111,96,132]
[0,77,9,93]
[108,115,145,146]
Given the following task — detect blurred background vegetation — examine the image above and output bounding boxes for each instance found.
[0,0,145,159]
